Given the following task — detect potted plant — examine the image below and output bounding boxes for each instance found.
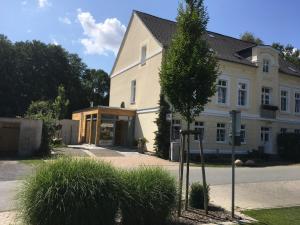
[137,137,148,153]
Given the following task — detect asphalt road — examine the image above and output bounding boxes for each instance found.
[0,159,299,212]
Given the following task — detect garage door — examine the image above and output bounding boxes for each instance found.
[0,122,20,155]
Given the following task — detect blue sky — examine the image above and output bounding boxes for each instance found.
[1,0,299,73]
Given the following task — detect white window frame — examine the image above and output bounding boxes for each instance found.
[294,90,300,115]
[216,123,226,143]
[240,124,246,144]
[261,127,271,143]
[263,59,270,73]
[140,45,147,65]
[261,87,272,105]
[130,80,136,104]
[194,121,204,141]
[172,120,181,141]
[216,75,230,106]
[237,79,250,108]
[280,87,290,113]
[280,128,287,134]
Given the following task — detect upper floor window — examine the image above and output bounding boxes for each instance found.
[240,125,246,144]
[141,45,147,65]
[263,59,269,73]
[194,121,204,141]
[261,87,271,105]
[295,92,300,113]
[130,80,136,104]
[216,123,226,143]
[280,89,289,112]
[217,79,228,104]
[237,82,248,106]
[172,120,181,140]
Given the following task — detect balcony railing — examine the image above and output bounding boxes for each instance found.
[260,104,279,119]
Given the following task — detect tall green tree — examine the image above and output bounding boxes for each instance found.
[160,0,219,214]
[154,94,171,159]
[82,69,110,106]
[53,85,70,120]
[240,32,264,44]
[272,43,300,68]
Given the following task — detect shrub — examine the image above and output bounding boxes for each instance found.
[120,167,177,225]
[189,182,210,209]
[19,157,120,225]
[277,133,300,162]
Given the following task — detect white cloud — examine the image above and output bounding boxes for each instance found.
[27,29,32,33]
[38,0,51,8]
[21,1,27,5]
[59,16,72,25]
[51,38,59,46]
[77,9,126,55]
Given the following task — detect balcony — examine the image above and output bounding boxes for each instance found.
[260,104,279,119]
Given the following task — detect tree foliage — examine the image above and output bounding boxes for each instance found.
[154,94,171,159]
[240,32,264,45]
[272,43,300,68]
[160,0,219,123]
[0,35,110,118]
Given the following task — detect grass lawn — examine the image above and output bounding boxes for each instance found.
[243,206,300,225]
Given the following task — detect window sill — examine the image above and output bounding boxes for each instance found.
[216,141,226,144]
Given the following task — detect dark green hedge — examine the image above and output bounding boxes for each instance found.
[277,133,300,162]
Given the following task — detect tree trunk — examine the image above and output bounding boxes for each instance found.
[185,121,190,210]
[177,134,185,217]
[199,134,208,214]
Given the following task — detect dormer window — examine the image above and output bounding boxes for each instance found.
[263,59,269,73]
[141,45,147,65]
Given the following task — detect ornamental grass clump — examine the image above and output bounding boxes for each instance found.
[19,157,120,225]
[189,182,210,209]
[120,167,177,225]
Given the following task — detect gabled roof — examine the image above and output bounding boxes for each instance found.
[134,10,300,77]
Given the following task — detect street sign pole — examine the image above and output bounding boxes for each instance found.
[230,110,241,219]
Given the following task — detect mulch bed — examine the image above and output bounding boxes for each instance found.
[168,205,240,225]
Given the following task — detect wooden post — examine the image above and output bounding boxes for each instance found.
[177,133,185,217]
[88,115,93,144]
[95,110,101,146]
[199,133,208,215]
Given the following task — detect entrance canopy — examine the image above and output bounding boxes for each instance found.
[72,106,136,147]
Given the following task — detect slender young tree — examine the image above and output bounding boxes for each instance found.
[160,0,219,214]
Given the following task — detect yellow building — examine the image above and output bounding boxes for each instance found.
[109,10,300,155]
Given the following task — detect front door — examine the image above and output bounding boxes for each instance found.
[115,120,128,146]
[261,127,272,153]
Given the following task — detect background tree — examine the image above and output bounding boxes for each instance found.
[53,85,70,120]
[240,32,264,45]
[160,0,219,214]
[154,94,171,159]
[82,69,110,106]
[272,43,300,68]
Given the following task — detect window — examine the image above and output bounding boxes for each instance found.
[263,59,269,73]
[238,82,248,106]
[295,92,300,113]
[172,120,181,140]
[217,79,228,104]
[141,45,147,65]
[261,127,270,142]
[240,125,246,144]
[280,89,289,112]
[261,87,271,105]
[295,129,300,134]
[194,121,204,141]
[280,128,287,134]
[130,80,136,104]
[216,123,226,143]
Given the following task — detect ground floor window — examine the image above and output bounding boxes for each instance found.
[194,121,204,141]
[295,129,300,134]
[261,127,271,142]
[172,120,181,140]
[216,123,226,143]
[240,125,246,144]
[280,128,287,134]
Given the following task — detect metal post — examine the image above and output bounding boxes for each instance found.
[231,143,235,218]
[185,123,190,210]
[178,133,185,217]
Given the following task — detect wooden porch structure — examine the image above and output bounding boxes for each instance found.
[72,106,136,146]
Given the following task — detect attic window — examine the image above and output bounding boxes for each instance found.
[141,45,147,65]
[288,67,296,72]
[263,59,269,73]
[208,34,215,38]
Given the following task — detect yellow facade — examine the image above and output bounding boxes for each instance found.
[109,12,300,154]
